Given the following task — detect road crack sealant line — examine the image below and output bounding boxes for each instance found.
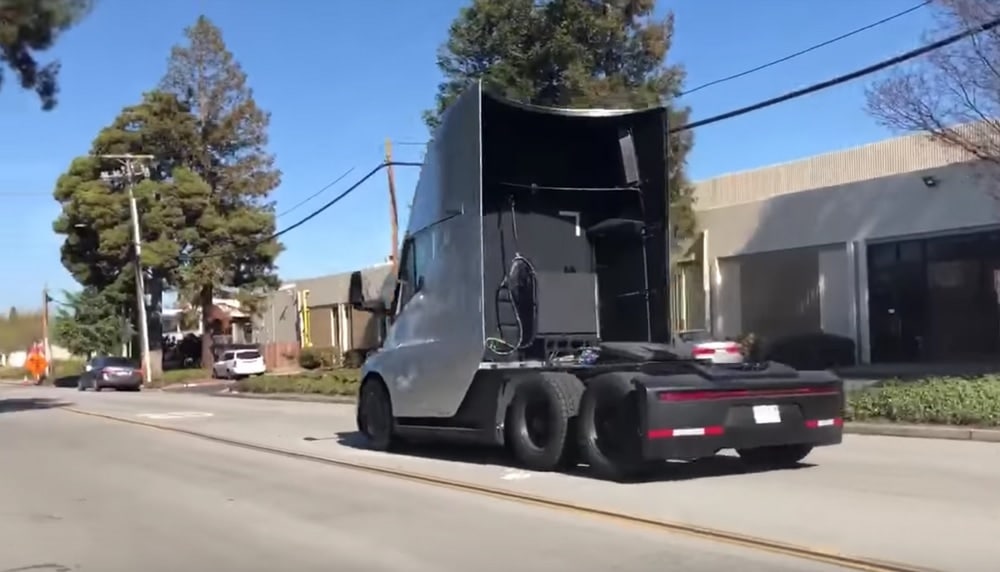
[63,407,934,572]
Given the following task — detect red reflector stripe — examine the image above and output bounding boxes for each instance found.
[805,417,843,428]
[658,386,839,402]
[648,425,725,439]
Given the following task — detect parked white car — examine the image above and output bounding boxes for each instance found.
[672,329,744,364]
[212,349,266,379]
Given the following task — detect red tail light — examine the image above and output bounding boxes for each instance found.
[692,343,741,358]
[658,386,840,402]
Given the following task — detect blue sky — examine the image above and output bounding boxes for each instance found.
[0,0,936,309]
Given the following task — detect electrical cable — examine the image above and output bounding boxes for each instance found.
[180,161,422,262]
[485,196,538,356]
[674,14,1000,133]
[679,1,933,97]
[276,166,356,219]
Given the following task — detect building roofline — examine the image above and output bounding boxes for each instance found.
[692,126,984,210]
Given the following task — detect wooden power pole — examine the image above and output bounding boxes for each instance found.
[41,284,50,378]
[384,138,400,274]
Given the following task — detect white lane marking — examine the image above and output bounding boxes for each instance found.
[136,411,214,420]
[500,469,532,481]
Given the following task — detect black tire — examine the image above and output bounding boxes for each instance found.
[737,444,813,468]
[506,372,584,472]
[576,374,647,482]
[76,379,86,392]
[357,377,396,451]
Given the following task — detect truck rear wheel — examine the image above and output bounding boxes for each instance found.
[357,377,396,451]
[506,373,583,472]
[576,374,646,482]
[737,444,813,468]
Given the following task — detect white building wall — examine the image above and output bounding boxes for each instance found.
[692,130,1000,362]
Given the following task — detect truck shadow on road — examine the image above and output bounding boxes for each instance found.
[330,431,815,483]
[0,398,72,415]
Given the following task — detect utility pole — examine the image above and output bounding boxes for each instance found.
[41,284,50,378]
[384,138,400,274]
[98,153,154,385]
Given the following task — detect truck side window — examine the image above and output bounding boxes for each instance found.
[412,230,434,292]
[395,238,418,313]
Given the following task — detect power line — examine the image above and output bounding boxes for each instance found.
[276,166,356,219]
[185,13,1000,262]
[674,14,1000,133]
[183,161,423,262]
[680,1,933,97]
[0,191,51,197]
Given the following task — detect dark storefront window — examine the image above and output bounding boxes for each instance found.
[868,229,1000,363]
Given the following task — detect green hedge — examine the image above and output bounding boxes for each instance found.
[847,376,1000,427]
[234,369,360,396]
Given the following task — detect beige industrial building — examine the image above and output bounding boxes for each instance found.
[673,128,1000,365]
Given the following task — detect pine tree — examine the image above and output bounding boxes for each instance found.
[52,90,212,376]
[160,16,282,367]
[426,0,696,240]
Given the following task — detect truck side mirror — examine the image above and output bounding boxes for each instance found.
[348,271,365,308]
[351,269,390,314]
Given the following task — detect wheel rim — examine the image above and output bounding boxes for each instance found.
[362,385,390,441]
[524,400,551,449]
[592,393,633,461]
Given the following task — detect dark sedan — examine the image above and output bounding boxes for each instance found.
[77,356,143,392]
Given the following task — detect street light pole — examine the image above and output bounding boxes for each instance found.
[98,153,154,384]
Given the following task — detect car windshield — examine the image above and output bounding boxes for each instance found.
[677,330,713,343]
[236,350,261,359]
[102,357,136,368]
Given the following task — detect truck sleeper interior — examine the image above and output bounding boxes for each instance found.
[480,98,670,364]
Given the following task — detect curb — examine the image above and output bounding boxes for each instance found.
[158,380,229,391]
[218,391,1000,444]
[844,422,1000,443]
[213,390,356,404]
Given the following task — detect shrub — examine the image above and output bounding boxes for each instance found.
[342,348,368,369]
[314,346,341,369]
[846,376,1000,427]
[298,347,322,370]
[764,332,856,370]
[234,369,360,396]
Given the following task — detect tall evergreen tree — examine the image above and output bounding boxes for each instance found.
[160,16,282,367]
[0,0,93,109]
[426,0,696,240]
[52,90,213,376]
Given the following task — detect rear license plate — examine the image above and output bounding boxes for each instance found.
[753,404,781,424]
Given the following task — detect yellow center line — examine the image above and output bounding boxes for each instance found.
[62,406,937,572]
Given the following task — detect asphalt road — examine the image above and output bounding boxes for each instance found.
[0,389,845,572]
[2,383,998,571]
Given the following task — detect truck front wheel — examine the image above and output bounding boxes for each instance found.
[357,377,396,451]
[506,373,583,471]
[576,374,646,482]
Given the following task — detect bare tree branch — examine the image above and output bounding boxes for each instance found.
[866,0,1000,185]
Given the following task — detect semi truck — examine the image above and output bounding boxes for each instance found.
[348,82,844,481]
